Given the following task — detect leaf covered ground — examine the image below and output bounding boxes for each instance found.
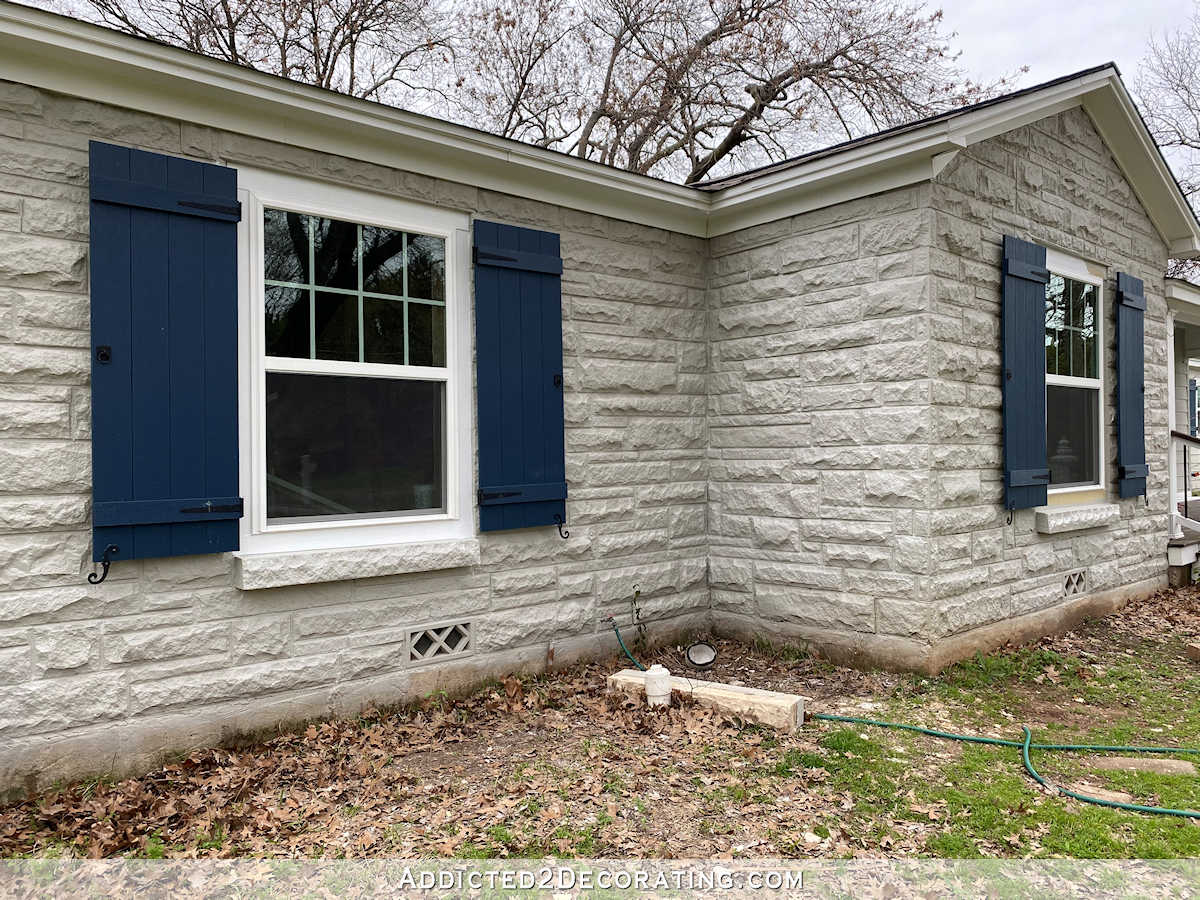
[5,586,1200,859]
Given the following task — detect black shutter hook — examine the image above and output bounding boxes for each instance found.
[553,514,569,540]
[88,544,119,584]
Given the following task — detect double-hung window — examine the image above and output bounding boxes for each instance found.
[237,170,471,553]
[1043,251,1104,492]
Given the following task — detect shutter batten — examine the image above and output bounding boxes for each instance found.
[1116,271,1148,499]
[473,220,567,532]
[1001,235,1051,510]
[89,141,243,563]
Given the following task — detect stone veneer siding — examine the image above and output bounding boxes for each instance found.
[710,107,1168,665]
[0,80,1175,792]
[0,81,710,794]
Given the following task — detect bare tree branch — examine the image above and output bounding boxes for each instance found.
[1137,1,1200,283]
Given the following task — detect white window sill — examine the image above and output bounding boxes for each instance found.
[232,538,481,590]
[1034,503,1120,535]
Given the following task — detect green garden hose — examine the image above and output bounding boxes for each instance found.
[608,633,1200,819]
[812,712,1200,820]
[608,619,646,671]
[1019,726,1200,820]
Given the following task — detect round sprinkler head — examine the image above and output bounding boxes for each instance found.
[685,641,717,670]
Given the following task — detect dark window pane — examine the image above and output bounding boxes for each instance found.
[265,286,310,358]
[363,298,406,365]
[406,233,445,300]
[408,303,446,367]
[265,373,443,520]
[1045,275,1065,331]
[1045,329,1059,375]
[264,209,309,283]
[312,217,359,290]
[1047,385,1099,487]
[362,226,406,296]
[314,291,358,361]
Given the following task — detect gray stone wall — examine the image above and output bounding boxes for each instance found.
[0,79,1176,791]
[0,81,710,794]
[705,186,937,646]
[920,107,1168,633]
[708,107,1168,661]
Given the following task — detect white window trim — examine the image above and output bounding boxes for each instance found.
[1044,248,1106,496]
[235,167,473,554]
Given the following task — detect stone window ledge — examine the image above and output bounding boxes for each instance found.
[1034,503,1120,535]
[233,538,481,590]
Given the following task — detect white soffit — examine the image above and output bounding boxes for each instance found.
[0,0,1197,250]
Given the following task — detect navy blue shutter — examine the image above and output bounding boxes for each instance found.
[473,220,566,532]
[89,141,243,563]
[1116,272,1148,499]
[1002,235,1051,509]
[1190,379,1197,437]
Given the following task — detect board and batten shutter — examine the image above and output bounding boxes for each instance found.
[1001,235,1051,510]
[88,141,243,564]
[472,220,567,532]
[1190,378,1197,437]
[1115,271,1148,498]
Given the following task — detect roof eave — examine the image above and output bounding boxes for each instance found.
[0,1,711,236]
[1079,76,1200,258]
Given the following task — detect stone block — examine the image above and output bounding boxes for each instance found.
[0,672,126,735]
[230,617,292,664]
[107,622,229,664]
[756,584,875,632]
[0,233,87,289]
[234,539,481,590]
[30,623,98,673]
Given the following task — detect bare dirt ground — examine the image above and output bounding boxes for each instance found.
[4,586,1200,859]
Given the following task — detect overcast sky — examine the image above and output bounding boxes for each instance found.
[941,0,1193,87]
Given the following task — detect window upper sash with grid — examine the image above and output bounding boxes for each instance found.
[1045,272,1098,381]
[262,208,446,368]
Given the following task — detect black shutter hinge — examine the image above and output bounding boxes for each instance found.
[95,346,112,364]
[479,489,521,504]
[177,199,242,219]
[179,499,244,515]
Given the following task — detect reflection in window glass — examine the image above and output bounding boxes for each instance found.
[1047,385,1099,487]
[362,226,406,296]
[265,373,444,522]
[314,291,358,361]
[312,217,359,290]
[262,208,446,366]
[1044,274,1097,378]
[407,233,445,301]
[363,298,406,365]
[408,302,446,367]
[264,209,309,283]
[264,286,309,359]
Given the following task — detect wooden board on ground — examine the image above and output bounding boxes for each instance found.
[607,668,807,733]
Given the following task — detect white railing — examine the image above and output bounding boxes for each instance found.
[1170,429,1200,540]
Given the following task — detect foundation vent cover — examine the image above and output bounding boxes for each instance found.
[409,622,471,663]
[1063,570,1087,597]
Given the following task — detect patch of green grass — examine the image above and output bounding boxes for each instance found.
[141,834,167,859]
[196,824,226,851]
[775,750,826,776]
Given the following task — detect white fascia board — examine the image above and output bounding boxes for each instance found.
[0,2,710,236]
